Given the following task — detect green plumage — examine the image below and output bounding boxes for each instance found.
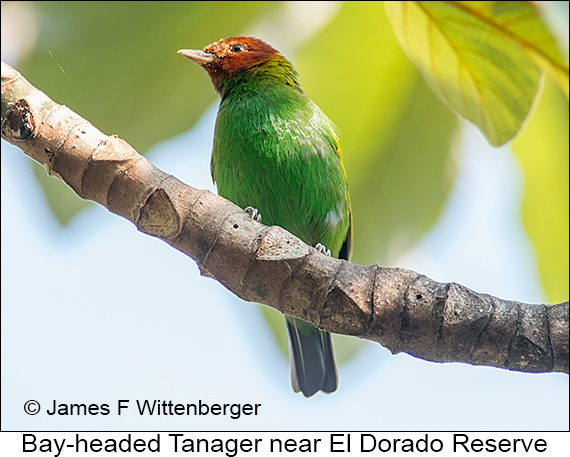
[180,37,352,397]
[212,65,350,256]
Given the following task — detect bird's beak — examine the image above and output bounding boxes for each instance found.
[177,49,215,66]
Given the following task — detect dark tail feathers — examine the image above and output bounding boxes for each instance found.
[286,316,337,397]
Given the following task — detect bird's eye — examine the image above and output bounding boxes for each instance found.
[230,44,245,53]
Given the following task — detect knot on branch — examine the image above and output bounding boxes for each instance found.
[2,98,34,141]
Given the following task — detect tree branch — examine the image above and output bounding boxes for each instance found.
[2,61,568,375]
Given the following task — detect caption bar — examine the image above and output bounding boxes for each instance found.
[2,432,567,456]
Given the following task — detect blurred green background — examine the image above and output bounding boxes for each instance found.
[8,1,567,304]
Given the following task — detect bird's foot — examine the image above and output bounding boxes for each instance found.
[244,206,262,223]
[315,243,331,257]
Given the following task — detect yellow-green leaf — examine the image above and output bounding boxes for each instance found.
[513,80,569,303]
[385,1,567,146]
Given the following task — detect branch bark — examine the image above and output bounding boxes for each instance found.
[2,61,568,375]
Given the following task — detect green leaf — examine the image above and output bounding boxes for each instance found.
[385,1,567,146]
[513,80,569,303]
[17,1,278,224]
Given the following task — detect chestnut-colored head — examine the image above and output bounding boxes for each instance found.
[178,37,287,93]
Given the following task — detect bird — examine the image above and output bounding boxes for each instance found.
[178,37,352,397]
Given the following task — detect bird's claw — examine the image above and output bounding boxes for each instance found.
[315,243,331,257]
[245,206,262,223]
